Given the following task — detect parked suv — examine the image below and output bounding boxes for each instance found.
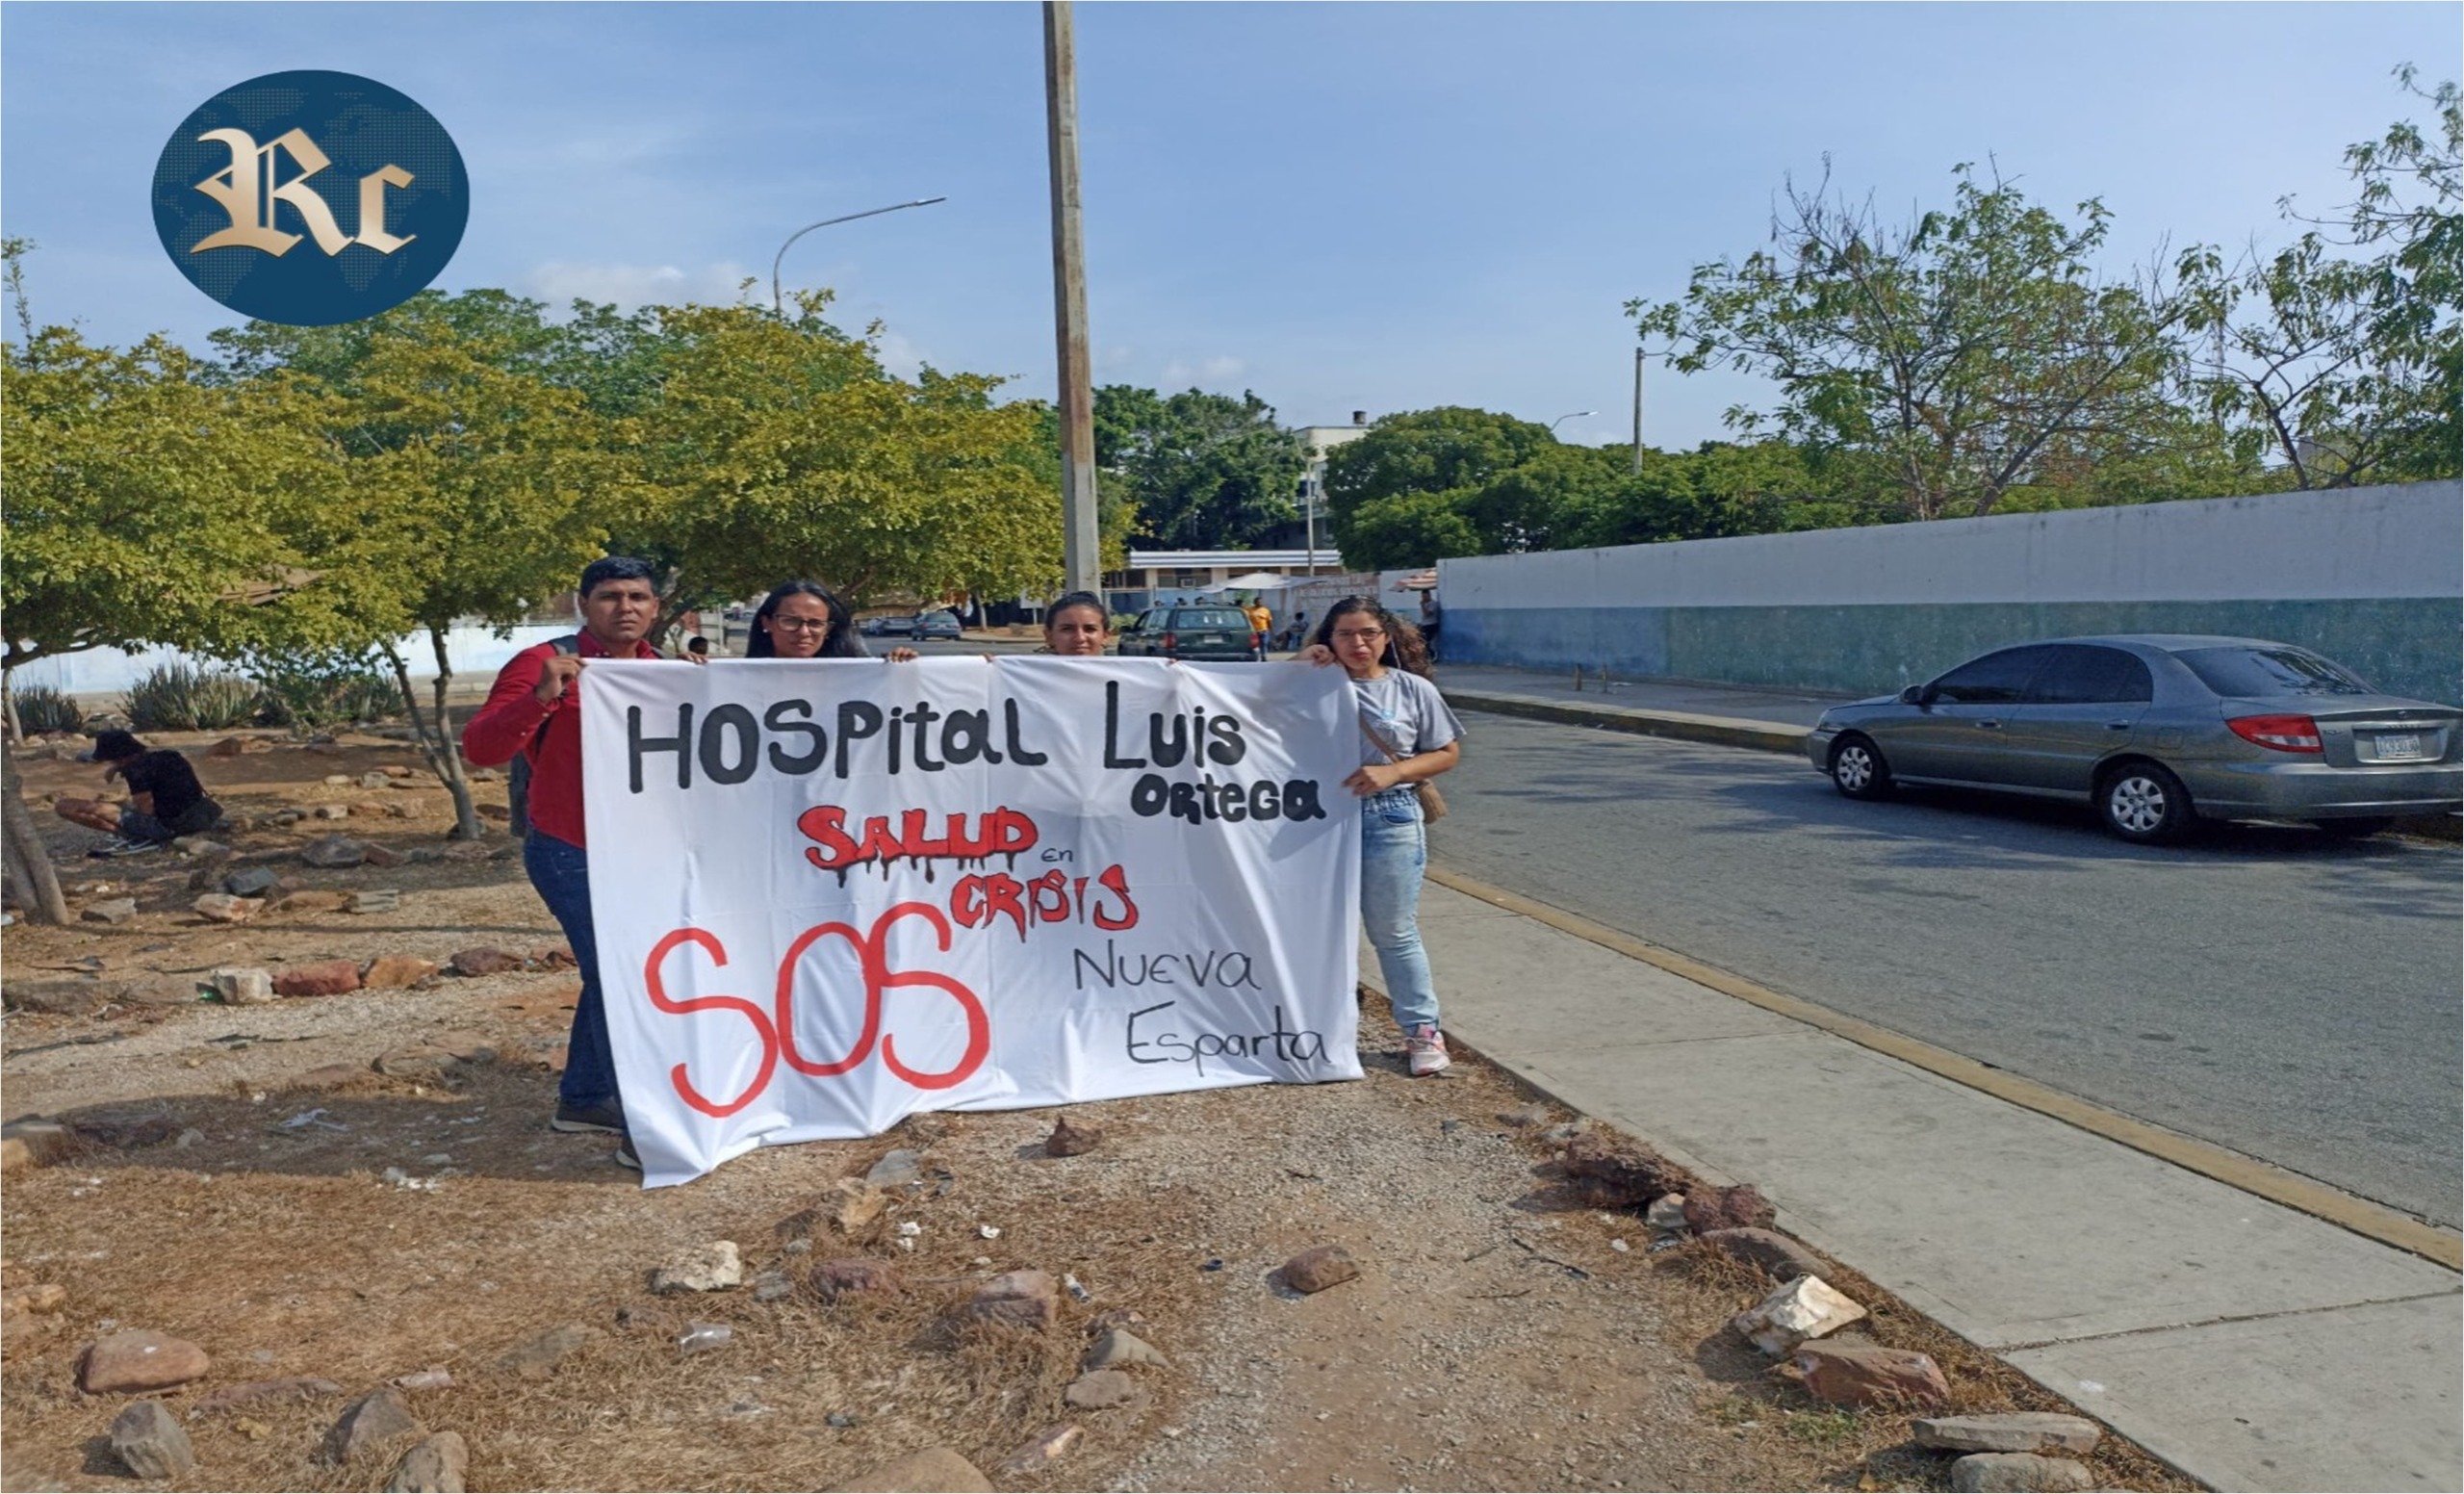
[1116,605,1262,661]
[917,610,963,641]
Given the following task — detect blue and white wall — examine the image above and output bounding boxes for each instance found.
[1440,480,2463,705]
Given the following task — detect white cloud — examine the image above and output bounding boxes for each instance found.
[1159,353,1246,388]
[521,260,756,310]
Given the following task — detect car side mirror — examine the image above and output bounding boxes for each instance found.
[1898,684,1931,707]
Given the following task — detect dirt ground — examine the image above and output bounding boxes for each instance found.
[0,728,2198,1492]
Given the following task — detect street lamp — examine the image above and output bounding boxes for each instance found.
[1548,409,1596,434]
[771,197,948,315]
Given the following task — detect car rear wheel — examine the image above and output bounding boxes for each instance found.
[2099,762,2194,844]
[1829,735,1893,800]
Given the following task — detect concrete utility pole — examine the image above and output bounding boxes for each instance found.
[1044,1,1101,597]
[1631,347,1646,476]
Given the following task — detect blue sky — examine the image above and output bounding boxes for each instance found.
[3,2,2455,450]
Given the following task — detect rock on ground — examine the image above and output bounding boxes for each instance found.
[321,1387,424,1464]
[495,1324,591,1379]
[78,1330,210,1394]
[1682,1182,1776,1232]
[1044,1115,1101,1155]
[1084,1327,1171,1370]
[1728,1275,1866,1354]
[1064,1369,1139,1408]
[1950,1452,2099,1492]
[274,960,362,997]
[386,1430,470,1492]
[449,947,525,977]
[1916,1413,2104,1456]
[210,967,274,1005]
[827,1447,993,1492]
[1559,1129,1687,1206]
[966,1270,1058,1327]
[109,1400,195,1481]
[299,834,368,867]
[652,1241,743,1294]
[82,898,139,924]
[1279,1245,1360,1294]
[993,1424,1083,1477]
[811,1259,901,1302]
[1791,1339,1950,1410]
[362,956,440,990]
[1698,1226,1830,1283]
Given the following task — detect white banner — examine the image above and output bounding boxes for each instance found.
[580,657,1363,1185]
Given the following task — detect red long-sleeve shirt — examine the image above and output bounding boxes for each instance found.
[461,632,663,847]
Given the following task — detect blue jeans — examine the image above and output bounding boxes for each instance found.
[524,831,620,1112]
[1361,787,1441,1036]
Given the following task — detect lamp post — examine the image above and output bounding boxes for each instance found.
[771,197,947,315]
[1548,409,1596,435]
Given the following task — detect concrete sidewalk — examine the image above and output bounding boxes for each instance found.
[1364,877,2464,1493]
[1433,663,1836,754]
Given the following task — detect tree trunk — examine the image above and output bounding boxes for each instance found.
[424,629,484,840]
[2,664,22,744]
[386,638,481,842]
[1,744,72,925]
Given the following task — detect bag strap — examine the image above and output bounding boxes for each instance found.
[1355,708,1410,766]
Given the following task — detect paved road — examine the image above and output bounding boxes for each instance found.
[1434,708,2464,1229]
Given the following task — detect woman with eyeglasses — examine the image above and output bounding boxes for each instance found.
[746,580,918,662]
[1299,596,1464,1076]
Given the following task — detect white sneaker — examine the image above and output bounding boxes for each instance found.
[1406,1026,1450,1077]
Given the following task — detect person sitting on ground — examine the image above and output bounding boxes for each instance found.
[56,730,224,855]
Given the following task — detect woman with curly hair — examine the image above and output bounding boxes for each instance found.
[1300,596,1464,1075]
[746,580,916,662]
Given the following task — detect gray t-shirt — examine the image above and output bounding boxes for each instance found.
[1351,669,1464,768]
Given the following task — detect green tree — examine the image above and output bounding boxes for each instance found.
[1322,407,1557,565]
[1092,386,1305,550]
[1630,163,2207,521]
[210,290,618,837]
[623,296,1062,616]
[2187,67,2460,487]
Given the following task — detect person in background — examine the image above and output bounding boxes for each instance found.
[1418,587,1443,663]
[462,556,672,1171]
[1298,597,1463,1076]
[1244,595,1274,657]
[745,580,916,662]
[685,634,710,659]
[1041,591,1114,657]
[56,730,223,855]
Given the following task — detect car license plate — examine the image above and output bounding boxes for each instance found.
[2375,733,2427,760]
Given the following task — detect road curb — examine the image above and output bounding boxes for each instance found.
[1440,688,1809,755]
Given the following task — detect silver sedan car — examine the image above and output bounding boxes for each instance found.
[1806,635,2462,842]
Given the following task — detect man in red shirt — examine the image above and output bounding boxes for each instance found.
[463,556,669,1169]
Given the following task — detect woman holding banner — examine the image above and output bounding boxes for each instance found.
[747,581,917,662]
[1300,599,1463,1077]
[1040,591,1115,657]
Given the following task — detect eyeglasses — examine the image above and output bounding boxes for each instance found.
[1332,628,1387,644]
[768,616,834,633]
